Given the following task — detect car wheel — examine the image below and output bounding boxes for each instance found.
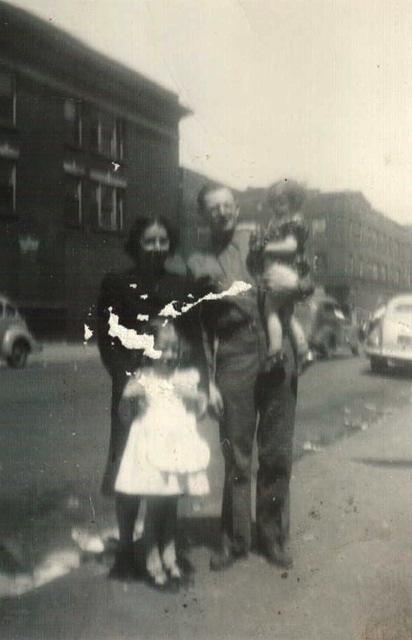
[370,356,387,374]
[320,334,336,359]
[7,340,30,369]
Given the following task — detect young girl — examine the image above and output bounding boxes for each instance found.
[249,180,312,372]
[115,319,210,590]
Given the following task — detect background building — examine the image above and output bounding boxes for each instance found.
[304,191,412,318]
[0,2,188,338]
[237,187,412,320]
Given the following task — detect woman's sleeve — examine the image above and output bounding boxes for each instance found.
[96,274,140,377]
[118,395,141,429]
[118,374,146,427]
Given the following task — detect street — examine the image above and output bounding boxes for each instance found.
[1,349,412,639]
[0,350,411,563]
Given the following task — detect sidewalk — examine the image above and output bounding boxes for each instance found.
[1,402,412,639]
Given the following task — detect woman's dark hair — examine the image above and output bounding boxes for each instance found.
[124,214,177,261]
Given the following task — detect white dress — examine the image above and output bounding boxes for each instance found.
[115,368,210,496]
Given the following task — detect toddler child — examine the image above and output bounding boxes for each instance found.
[249,180,312,372]
[115,320,209,590]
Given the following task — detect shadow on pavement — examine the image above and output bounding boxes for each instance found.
[354,457,412,469]
[178,516,220,553]
[361,365,412,380]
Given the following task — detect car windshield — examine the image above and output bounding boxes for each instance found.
[393,303,412,314]
[5,304,16,318]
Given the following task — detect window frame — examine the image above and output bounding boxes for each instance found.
[94,182,125,233]
[0,161,16,217]
[64,174,83,228]
[0,68,16,128]
[90,112,124,161]
[63,98,83,148]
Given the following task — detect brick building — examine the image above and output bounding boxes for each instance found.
[237,187,412,320]
[304,191,412,318]
[0,2,188,338]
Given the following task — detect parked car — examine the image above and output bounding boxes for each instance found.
[0,295,40,368]
[294,293,359,359]
[365,294,412,372]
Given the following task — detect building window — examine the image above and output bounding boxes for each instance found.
[353,222,361,243]
[312,217,326,236]
[90,112,124,160]
[394,240,400,257]
[372,263,379,280]
[358,260,364,278]
[64,99,82,147]
[93,183,124,232]
[359,224,364,243]
[64,176,82,227]
[0,161,16,216]
[0,69,16,126]
[380,264,387,283]
[313,252,327,273]
[346,254,354,275]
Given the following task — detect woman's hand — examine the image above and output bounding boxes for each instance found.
[181,392,207,418]
[208,381,224,420]
[118,393,148,427]
[196,391,208,420]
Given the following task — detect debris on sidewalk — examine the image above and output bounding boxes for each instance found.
[71,528,105,555]
[0,549,80,599]
[302,441,323,452]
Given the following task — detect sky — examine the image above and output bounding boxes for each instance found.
[8,0,412,224]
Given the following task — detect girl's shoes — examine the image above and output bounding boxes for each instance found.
[145,564,192,593]
[145,568,175,593]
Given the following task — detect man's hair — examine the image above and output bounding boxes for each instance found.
[266,179,306,214]
[197,182,233,216]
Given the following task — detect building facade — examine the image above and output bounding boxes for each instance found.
[237,187,412,320]
[0,2,188,338]
[304,192,412,318]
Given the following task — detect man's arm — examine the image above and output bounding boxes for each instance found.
[199,304,223,419]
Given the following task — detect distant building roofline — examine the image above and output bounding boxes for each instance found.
[0,1,191,119]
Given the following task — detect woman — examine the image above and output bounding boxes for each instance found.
[97,215,205,579]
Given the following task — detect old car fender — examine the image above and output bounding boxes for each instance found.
[2,327,32,357]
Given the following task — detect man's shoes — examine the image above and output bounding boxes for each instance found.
[209,546,248,572]
[108,553,140,581]
[262,545,293,569]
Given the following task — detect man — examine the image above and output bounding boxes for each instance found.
[188,184,312,571]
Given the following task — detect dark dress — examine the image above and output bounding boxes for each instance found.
[97,267,205,496]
